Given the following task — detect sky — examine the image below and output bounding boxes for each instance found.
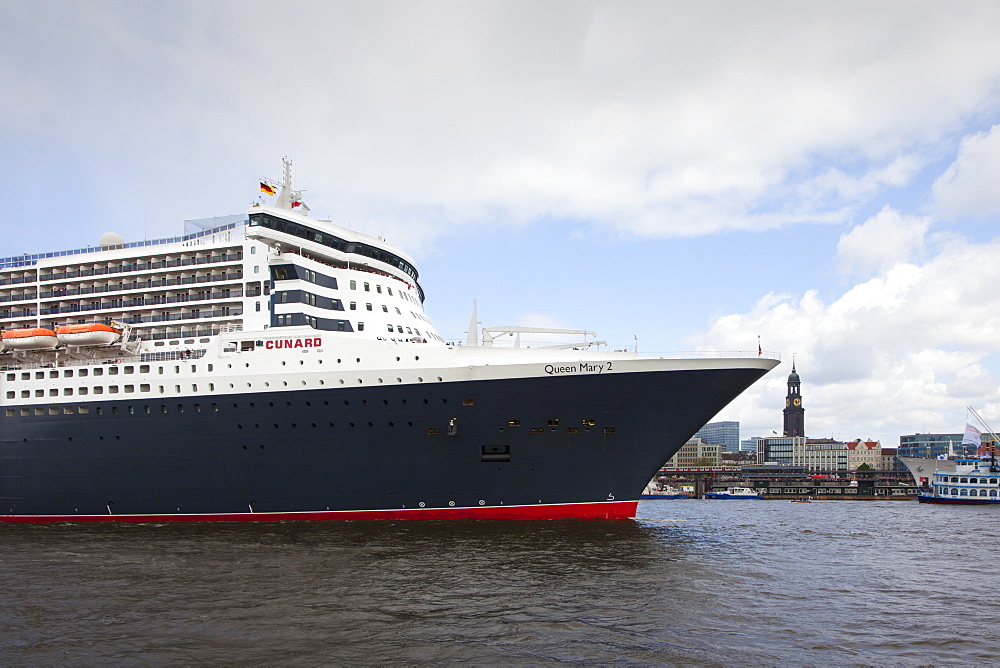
[2,0,1000,446]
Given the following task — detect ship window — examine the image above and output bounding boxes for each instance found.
[254,266,259,273]
[78,387,88,395]
[177,404,184,413]
[992,490,998,497]
[141,384,150,392]
[960,488,968,496]
[34,407,44,416]
[200,338,210,343]
[34,372,43,379]
[139,365,149,373]
[124,366,134,374]
[396,325,403,333]
[256,302,261,312]
[5,391,13,399]
[161,405,167,413]
[78,406,89,414]
[21,373,29,380]
[4,408,12,417]
[350,302,357,310]
[175,385,181,393]
[169,340,179,345]
[364,282,370,291]
[63,388,73,396]
[49,370,58,378]
[5,374,12,382]
[48,388,57,396]
[109,386,119,394]
[358,322,364,331]
[174,366,180,373]
[108,366,119,376]
[376,285,382,294]
[350,280,356,290]
[951,477,958,483]
[49,407,59,415]
[63,369,73,378]
[387,287,393,296]
[961,478,968,483]
[93,386,103,394]
[154,341,165,347]
[20,390,28,398]
[387,324,393,332]
[125,385,135,393]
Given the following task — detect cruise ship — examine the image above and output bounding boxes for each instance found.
[0,160,779,522]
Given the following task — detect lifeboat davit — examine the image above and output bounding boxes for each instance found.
[2,327,59,350]
[56,323,122,347]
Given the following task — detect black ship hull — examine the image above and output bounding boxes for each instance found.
[0,367,767,522]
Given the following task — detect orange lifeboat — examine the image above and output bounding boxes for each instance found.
[56,323,122,347]
[2,327,59,350]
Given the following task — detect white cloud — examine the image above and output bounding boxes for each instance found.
[932,124,1000,219]
[689,233,1000,445]
[2,1,1000,248]
[835,206,931,275]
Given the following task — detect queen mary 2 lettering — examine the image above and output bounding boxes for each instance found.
[0,159,779,523]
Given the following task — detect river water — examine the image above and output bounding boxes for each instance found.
[1,500,996,665]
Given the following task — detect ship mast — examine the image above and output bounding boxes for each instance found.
[274,158,309,213]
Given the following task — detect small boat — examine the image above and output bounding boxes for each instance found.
[918,408,1000,505]
[55,323,121,347]
[1,327,58,350]
[640,481,690,500]
[791,498,812,503]
[705,486,764,500]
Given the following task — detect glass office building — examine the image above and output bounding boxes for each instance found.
[694,421,740,453]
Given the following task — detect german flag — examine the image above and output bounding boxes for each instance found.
[260,182,276,196]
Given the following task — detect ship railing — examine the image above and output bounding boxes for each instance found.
[0,217,248,270]
[636,350,782,361]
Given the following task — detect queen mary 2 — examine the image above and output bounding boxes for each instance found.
[0,161,778,523]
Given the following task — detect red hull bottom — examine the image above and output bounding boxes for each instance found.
[0,500,639,524]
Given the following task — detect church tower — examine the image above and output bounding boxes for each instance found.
[783,359,805,437]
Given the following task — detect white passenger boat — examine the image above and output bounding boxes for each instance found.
[705,486,764,500]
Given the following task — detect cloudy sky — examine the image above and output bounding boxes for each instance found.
[2,0,1000,446]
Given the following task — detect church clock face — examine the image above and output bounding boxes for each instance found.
[786,398,791,407]
[793,397,801,406]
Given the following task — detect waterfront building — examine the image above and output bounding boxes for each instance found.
[754,436,802,466]
[663,437,722,467]
[755,436,884,473]
[879,447,906,473]
[800,438,849,473]
[694,421,740,453]
[899,433,966,459]
[846,439,881,471]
